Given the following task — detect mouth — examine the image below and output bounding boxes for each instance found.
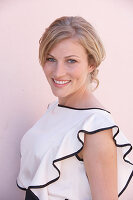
[52,78,71,87]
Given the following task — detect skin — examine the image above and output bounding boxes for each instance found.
[43,38,97,108]
[83,129,118,200]
[43,38,118,200]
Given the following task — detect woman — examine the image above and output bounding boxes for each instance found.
[17,16,133,200]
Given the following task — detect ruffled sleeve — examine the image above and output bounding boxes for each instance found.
[17,107,133,199]
[77,111,133,197]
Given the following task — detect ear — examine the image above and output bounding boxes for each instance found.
[88,64,96,73]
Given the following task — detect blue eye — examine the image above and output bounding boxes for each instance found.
[46,58,56,62]
[67,59,77,63]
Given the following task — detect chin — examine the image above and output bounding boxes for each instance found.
[51,89,68,98]
[52,92,67,98]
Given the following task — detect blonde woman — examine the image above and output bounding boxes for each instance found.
[17,16,133,200]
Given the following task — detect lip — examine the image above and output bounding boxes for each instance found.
[52,78,71,88]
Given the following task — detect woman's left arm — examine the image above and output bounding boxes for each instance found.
[82,129,118,200]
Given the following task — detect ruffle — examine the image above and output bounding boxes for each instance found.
[17,109,133,199]
[77,113,133,197]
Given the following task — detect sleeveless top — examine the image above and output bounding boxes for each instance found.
[17,100,133,200]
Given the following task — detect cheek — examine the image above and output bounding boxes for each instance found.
[43,64,52,76]
[70,65,82,75]
[71,66,87,81]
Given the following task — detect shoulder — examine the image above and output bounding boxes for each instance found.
[81,109,115,135]
[82,109,116,153]
[78,110,117,161]
[80,105,118,161]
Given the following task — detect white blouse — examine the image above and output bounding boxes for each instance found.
[17,100,133,200]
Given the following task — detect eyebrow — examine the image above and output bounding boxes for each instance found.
[47,53,80,58]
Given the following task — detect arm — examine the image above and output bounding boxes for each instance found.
[82,129,118,200]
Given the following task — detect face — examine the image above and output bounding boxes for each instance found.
[43,38,94,102]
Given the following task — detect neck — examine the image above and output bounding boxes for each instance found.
[58,87,93,107]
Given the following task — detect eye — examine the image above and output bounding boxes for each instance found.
[46,57,56,62]
[67,59,77,63]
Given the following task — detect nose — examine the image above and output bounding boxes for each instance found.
[54,62,66,78]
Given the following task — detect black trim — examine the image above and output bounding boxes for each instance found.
[79,126,117,137]
[75,153,83,161]
[78,125,133,197]
[113,127,133,165]
[17,125,133,199]
[16,180,26,191]
[58,104,111,113]
[75,126,119,162]
[118,170,133,197]
[25,188,39,200]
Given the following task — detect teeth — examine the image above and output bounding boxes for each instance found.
[53,79,70,84]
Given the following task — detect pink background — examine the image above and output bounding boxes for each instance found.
[0,0,133,199]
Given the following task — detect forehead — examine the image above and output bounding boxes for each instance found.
[49,38,87,57]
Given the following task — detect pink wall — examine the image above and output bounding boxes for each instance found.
[0,0,132,199]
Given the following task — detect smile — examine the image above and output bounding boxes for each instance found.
[52,79,71,87]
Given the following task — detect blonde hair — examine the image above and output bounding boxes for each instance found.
[39,16,106,90]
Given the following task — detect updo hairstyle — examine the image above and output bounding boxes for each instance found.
[39,16,105,90]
